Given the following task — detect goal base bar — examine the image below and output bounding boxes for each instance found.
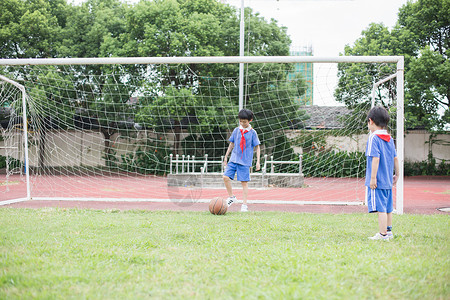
[0,198,27,206]
[4,197,364,206]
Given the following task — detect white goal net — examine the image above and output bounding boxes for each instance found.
[0,56,404,213]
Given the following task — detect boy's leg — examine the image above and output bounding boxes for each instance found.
[223,163,238,206]
[387,212,392,228]
[240,181,249,212]
[223,176,237,206]
[236,164,250,211]
[386,189,393,229]
[378,212,388,235]
[386,190,394,238]
[241,181,248,205]
[368,189,390,240]
[386,212,393,238]
[223,176,233,197]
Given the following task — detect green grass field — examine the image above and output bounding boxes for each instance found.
[0,208,448,299]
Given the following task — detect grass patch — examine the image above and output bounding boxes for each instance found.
[0,208,448,299]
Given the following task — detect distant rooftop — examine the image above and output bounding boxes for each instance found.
[300,106,351,129]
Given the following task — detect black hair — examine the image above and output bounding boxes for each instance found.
[367,106,390,128]
[238,109,254,121]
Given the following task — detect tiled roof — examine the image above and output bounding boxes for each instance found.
[300,106,351,129]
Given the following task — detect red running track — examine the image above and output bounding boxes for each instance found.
[1,175,448,214]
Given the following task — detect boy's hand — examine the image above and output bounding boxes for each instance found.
[255,162,260,171]
[223,156,228,167]
[370,177,377,189]
[393,175,398,185]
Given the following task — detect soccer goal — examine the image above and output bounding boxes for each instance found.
[0,56,404,213]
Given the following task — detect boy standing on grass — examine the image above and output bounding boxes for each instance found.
[223,109,261,212]
[366,106,399,240]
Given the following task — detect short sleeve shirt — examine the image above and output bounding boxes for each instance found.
[365,132,397,189]
[229,127,260,166]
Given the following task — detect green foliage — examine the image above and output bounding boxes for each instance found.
[180,129,229,171]
[102,148,119,169]
[0,0,69,58]
[335,23,401,106]
[136,86,235,134]
[58,0,128,58]
[123,1,290,58]
[335,0,449,131]
[406,47,450,129]
[1,0,306,166]
[126,1,300,158]
[124,0,235,57]
[397,0,449,56]
[0,155,22,170]
[120,143,171,176]
[272,134,296,162]
[26,66,77,130]
[404,159,450,176]
[247,68,309,157]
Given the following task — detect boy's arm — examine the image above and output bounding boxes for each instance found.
[370,157,380,189]
[223,142,234,166]
[393,156,399,185]
[255,145,260,171]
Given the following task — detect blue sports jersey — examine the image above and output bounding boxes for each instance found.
[229,127,260,166]
[365,130,397,189]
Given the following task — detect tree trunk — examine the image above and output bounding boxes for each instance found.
[173,120,181,155]
[38,128,47,175]
[101,127,115,168]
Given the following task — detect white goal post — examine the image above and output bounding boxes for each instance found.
[0,56,404,214]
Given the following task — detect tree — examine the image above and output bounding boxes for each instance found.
[135,85,236,155]
[0,0,69,58]
[125,0,307,159]
[58,0,128,58]
[398,0,450,130]
[334,23,402,131]
[58,0,133,167]
[335,0,449,131]
[398,0,449,57]
[0,0,73,171]
[406,47,450,129]
[1,0,307,169]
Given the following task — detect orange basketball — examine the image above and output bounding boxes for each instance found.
[209,197,227,215]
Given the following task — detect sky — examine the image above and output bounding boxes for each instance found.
[225,0,410,105]
[226,0,410,56]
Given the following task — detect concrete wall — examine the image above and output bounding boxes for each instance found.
[404,131,450,163]
[1,130,448,167]
[287,131,449,163]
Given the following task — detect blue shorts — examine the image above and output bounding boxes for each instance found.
[367,187,393,213]
[224,162,250,182]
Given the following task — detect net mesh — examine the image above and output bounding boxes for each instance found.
[0,61,398,204]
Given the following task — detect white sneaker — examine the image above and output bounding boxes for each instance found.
[241,204,248,212]
[387,231,394,239]
[368,233,390,241]
[226,196,237,207]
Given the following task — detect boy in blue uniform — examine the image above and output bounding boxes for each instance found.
[365,106,399,240]
[223,109,261,212]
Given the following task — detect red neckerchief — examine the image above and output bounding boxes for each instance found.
[239,125,252,154]
[373,129,391,142]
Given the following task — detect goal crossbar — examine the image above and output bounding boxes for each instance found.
[0,56,404,66]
